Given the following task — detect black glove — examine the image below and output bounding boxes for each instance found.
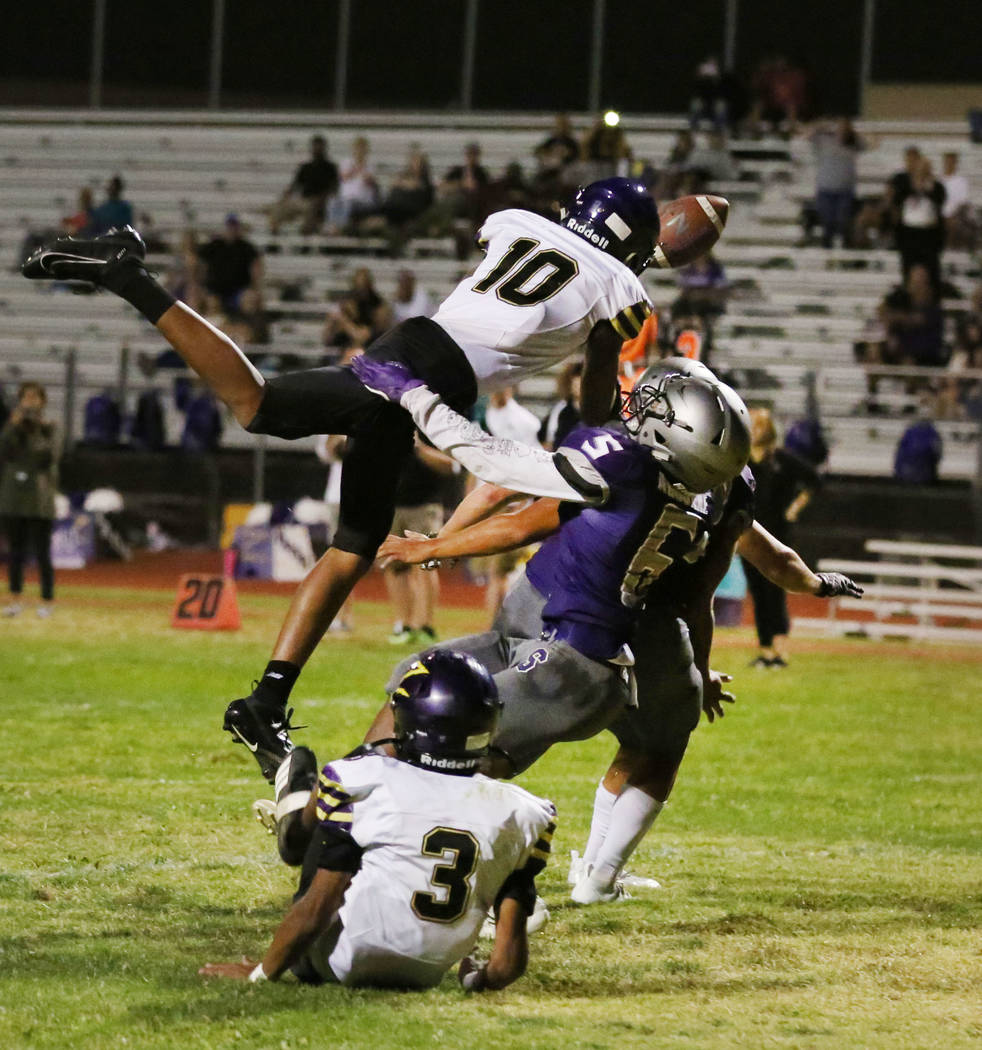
[816,572,864,599]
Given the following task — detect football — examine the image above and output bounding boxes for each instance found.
[653,194,729,268]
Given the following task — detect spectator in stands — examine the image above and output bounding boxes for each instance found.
[671,252,729,320]
[327,136,379,234]
[390,269,434,326]
[940,152,975,249]
[268,134,339,236]
[538,361,582,451]
[751,55,809,133]
[888,150,946,288]
[89,175,134,236]
[0,382,58,618]
[385,437,457,646]
[689,56,747,133]
[581,116,632,178]
[484,161,531,215]
[807,118,867,248]
[197,215,263,317]
[321,267,392,356]
[937,317,982,419]
[534,113,580,185]
[655,129,696,199]
[741,407,820,669]
[377,143,434,230]
[401,142,491,254]
[877,264,946,368]
[683,131,739,190]
[62,187,94,237]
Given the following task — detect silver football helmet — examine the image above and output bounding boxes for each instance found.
[623,366,751,492]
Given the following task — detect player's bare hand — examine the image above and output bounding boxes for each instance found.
[377,532,435,569]
[458,955,487,991]
[703,670,735,723]
[198,957,258,980]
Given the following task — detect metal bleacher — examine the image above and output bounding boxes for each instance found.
[1,108,980,475]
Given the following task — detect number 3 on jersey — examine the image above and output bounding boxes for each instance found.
[473,237,579,306]
[411,827,479,923]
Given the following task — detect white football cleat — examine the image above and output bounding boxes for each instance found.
[619,871,662,890]
[479,895,550,939]
[570,869,631,905]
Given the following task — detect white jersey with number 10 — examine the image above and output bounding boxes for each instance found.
[432,209,652,393]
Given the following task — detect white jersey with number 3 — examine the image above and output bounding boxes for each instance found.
[432,209,652,392]
[307,753,555,988]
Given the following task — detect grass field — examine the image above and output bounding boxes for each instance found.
[2,584,981,1050]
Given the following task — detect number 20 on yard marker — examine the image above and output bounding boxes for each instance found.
[170,573,241,631]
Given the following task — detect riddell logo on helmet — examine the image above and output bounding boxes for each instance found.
[566,219,610,249]
[419,753,474,770]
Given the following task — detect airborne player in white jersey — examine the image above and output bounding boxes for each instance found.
[199,650,555,991]
[23,177,661,781]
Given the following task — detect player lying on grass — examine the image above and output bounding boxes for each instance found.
[350,355,752,780]
[200,649,555,990]
[23,178,662,783]
[376,359,862,904]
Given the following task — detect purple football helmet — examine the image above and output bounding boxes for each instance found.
[390,649,502,776]
[559,177,660,275]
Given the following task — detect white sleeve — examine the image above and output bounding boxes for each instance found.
[401,386,608,504]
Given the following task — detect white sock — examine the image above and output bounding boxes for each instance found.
[581,781,617,866]
[591,785,664,890]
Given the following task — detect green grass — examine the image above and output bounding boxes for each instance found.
[1,585,981,1050]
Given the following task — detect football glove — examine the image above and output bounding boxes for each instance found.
[815,572,864,599]
[350,356,425,403]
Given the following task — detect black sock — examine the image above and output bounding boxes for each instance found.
[101,256,176,324]
[253,660,301,707]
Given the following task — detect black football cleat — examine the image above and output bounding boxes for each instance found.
[273,745,319,866]
[21,225,146,282]
[223,691,299,783]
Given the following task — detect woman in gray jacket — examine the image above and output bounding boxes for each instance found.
[1,382,59,616]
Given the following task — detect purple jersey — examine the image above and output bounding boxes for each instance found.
[525,423,724,658]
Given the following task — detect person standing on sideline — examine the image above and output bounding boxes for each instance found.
[0,383,59,617]
[740,407,820,668]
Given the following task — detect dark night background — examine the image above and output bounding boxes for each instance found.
[1,1,978,113]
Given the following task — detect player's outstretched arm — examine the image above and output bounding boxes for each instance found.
[229,868,350,982]
[736,523,863,598]
[351,356,608,503]
[459,897,529,992]
[437,483,529,538]
[378,498,561,568]
[581,322,624,425]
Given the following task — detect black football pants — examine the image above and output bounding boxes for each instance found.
[246,317,476,559]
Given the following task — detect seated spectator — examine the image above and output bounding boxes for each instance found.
[888,151,946,288]
[268,134,339,236]
[196,214,264,319]
[894,415,942,484]
[322,267,392,355]
[751,55,809,133]
[689,56,747,133]
[807,118,867,248]
[483,161,531,215]
[875,264,946,368]
[62,187,94,237]
[684,131,739,188]
[538,361,582,451]
[671,252,729,320]
[534,113,580,188]
[655,129,696,199]
[581,116,632,179]
[379,143,433,229]
[402,142,491,254]
[89,175,133,235]
[937,317,982,419]
[390,269,434,325]
[327,136,379,233]
[940,152,976,249]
